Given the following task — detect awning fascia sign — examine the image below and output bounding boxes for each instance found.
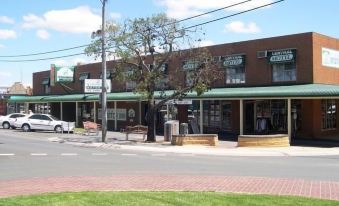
[223,54,246,67]
[267,49,296,64]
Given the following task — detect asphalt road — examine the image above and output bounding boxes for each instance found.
[1,129,339,181]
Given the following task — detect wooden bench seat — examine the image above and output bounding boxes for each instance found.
[83,121,101,136]
[123,125,148,140]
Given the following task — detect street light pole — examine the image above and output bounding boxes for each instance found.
[101,0,107,142]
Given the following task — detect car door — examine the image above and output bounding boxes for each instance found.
[28,114,43,130]
[9,114,26,126]
[40,115,54,131]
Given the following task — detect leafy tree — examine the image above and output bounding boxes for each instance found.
[86,13,221,142]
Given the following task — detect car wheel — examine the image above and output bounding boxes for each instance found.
[54,125,63,133]
[2,122,10,129]
[22,124,31,132]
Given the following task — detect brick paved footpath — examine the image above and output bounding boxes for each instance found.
[0,175,339,201]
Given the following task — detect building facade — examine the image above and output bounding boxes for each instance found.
[9,32,339,141]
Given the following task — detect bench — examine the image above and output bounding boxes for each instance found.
[124,125,148,140]
[83,121,101,136]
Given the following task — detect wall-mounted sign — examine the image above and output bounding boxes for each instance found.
[84,79,111,93]
[54,64,75,82]
[223,55,245,67]
[128,109,135,118]
[182,60,200,71]
[322,47,339,69]
[267,49,296,64]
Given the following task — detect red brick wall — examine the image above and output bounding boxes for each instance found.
[312,33,339,84]
[33,32,328,95]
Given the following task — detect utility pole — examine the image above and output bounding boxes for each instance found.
[101,0,107,142]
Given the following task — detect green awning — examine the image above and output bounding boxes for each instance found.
[8,84,339,103]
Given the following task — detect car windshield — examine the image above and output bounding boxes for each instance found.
[50,115,60,121]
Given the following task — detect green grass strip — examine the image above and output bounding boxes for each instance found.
[0,192,338,206]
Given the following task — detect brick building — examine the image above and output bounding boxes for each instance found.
[9,32,339,141]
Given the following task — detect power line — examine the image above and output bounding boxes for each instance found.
[0,44,89,58]
[174,0,252,24]
[0,0,285,62]
[0,52,86,62]
[184,0,285,30]
[0,0,253,59]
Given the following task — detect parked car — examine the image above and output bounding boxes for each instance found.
[0,113,27,129]
[13,113,75,133]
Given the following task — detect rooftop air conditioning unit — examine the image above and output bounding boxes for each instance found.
[257,50,267,58]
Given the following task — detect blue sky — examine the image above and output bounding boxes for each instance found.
[0,0,338,87]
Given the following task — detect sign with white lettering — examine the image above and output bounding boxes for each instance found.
[54,65,75,82]
[223,55,245,67]
[182,60,200,70]
[84,79,111,93]
[267,49,296,64]
[322,47,339,69]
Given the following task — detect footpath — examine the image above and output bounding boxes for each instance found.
[56,131,339,157]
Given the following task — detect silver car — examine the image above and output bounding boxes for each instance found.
[0,113,27,129]
[14,113,75,133]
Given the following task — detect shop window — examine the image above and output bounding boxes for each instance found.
[98,108,127,121]
[223,54,246,84]
[203,100,221,127]
[79,73,90,92]
[322,99,336,130]
[272,62,296,82]
[41,77,50,94]
[226,66,245,84]
[185,70,195,87]
[221,102,232,131]
[100,70,113,79]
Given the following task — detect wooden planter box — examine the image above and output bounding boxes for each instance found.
[238,134,290,147]
[171,134,218,146]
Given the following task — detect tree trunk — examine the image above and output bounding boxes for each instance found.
[146,101,156,142]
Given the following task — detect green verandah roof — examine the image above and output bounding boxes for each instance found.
[8,84,339,103]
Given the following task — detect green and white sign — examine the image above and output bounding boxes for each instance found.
[223,55,245,67]
[182,60,200,71]
[268,49,296,64]
[54,65,75,82]
[322,47,339,69]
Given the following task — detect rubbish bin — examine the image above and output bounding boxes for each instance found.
[164,120,179,141]
[180,123,188,135]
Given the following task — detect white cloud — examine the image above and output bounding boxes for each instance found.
[22,6,101,33]
[0,29,17,39]
[0,16,15,24]
[110,12,121,20]
[155,0,273,19]
[224,21,260,33]
[52,59,67,66]
[36,29,50,40]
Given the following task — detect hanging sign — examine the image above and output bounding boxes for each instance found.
[84,79,111,93]
[223,55,245,67]
[54,64,75,82]
[267,49,296,64]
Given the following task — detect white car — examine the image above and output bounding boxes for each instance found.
[14,113,75,133]
[0,113,27,129]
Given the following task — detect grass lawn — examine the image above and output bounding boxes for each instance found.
[0,192,338,206]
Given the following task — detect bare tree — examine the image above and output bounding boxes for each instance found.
[86,13,221,142]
